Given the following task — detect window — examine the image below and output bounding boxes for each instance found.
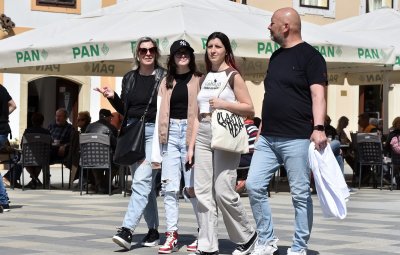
[366,0,393,12]
[293,0,335,18]
[37,0,76,7]
[300,0,329,9]
[31,0,80,14]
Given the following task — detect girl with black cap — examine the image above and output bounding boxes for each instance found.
[152,39,202,254]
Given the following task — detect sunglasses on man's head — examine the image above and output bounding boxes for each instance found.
[138,47,157,55]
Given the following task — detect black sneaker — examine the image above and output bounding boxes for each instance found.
[141,228,160,247]
[232,232,258,255]
[0,204,10,212]
[189,251,219,255]
[112,227,132,250]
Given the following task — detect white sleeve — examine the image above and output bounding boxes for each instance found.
[151,95,163,164]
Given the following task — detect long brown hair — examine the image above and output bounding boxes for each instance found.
[165,49,201,89]
[204,32,240,73]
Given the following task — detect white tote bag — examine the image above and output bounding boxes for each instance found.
[210,72,249,154]
[308,142,350,219]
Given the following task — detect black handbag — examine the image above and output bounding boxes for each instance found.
[113,117,146,165]
[113,72,161,166]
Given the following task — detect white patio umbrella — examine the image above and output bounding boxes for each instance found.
[325,8,400,133]
[325,8,400,85]
[0,0,395,82]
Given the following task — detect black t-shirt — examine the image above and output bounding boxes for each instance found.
[126,74,157,122]
[170,72,191,119]
[261,42,328,139]
[0,85,12,135]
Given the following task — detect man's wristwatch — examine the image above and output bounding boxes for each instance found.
[313,125,325,131]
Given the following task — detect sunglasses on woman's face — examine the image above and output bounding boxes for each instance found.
[175,50,190,58]
[138,47,157,55]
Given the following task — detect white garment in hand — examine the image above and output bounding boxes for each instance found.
[151,95,163,164]
[308,142,350,219]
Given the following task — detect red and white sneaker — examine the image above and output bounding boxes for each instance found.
[158,231,178,254]
[187,239,198,252]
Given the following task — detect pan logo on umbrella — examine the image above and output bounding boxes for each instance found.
[357,48,381,60]
[15,49,46,64]
[257,41,280,55]
[101,43,110,55]
[231,40,237,52]
[336,47,342,57]
[41,49,48,60]
[72,43,110,59]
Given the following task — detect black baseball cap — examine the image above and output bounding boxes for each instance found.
[99,109,112,118]
[170,39,194,56]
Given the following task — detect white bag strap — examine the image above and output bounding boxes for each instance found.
[215,71,235,98]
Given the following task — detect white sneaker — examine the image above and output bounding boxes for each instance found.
[287,248,306,255]
[158,231,178,254]
[250,239,278,255]
[232,232,258,255]
[186,239,198,252]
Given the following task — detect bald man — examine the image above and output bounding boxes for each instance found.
[246,8,328,255]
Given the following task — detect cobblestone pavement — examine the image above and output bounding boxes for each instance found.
[1,168,400,255]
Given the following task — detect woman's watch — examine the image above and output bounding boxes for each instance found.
[313,125,325,131]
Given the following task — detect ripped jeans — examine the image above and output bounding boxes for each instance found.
[161,119,198,232]
[121,121,159,231]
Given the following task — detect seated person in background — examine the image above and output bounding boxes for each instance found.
[384,117,400,156]
[336,116,354,171]
[324,115,337,139]
[48,108,74,164]
[356,113,379,185]
[358,112,377,133]
[22,112,52,189]
[85,109,118,194]
[2,141,23,189]
[337,116,351,145]
[235,116,259,193]
[110,111,123,132]
[65,111,92,187]
[324,115,343,171]
[384,117,400,189]
[77,111,91,133]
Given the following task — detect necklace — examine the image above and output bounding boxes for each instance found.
[210,72,218,83]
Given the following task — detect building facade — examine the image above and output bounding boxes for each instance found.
[1,0,399,141]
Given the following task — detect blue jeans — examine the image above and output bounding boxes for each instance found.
[0,134,9,205]
[161,119,197,232]
[246,135,313,252]
[122,122,159,231]
[330,140,344,174]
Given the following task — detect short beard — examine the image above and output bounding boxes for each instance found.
[271,34,284,45]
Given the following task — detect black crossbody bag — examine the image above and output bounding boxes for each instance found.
[113,70,162,165]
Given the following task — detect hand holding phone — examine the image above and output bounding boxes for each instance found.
[185,160,194,171]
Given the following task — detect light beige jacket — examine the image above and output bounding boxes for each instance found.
[157,74,202,145]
